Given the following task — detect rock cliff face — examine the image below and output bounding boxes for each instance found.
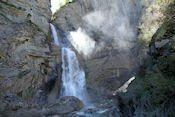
[137,0,172,47]
[52,0,144,98]
[0,0,174,116]
[0,0,62,107]
[117,1,175,116]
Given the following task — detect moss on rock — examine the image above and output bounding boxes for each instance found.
[18,70,31,79]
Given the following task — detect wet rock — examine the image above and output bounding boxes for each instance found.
[101,106,122,117]
[44,96,83,116]
[64,105,122,117]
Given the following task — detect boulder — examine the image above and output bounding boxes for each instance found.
[44,96,83,116]
[0,96,83,117]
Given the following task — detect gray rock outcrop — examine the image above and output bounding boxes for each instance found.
[0,0,62,106]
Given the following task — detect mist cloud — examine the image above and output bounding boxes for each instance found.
[68,0,141,58]
[69,28,96,57]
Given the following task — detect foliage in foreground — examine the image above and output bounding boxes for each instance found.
[118,1,175,117]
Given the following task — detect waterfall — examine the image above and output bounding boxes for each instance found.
[50,24,59,46]
[61,48,87,101]
[50,23,87,103]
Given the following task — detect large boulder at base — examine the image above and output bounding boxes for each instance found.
[0,96,83,117]
[44,96,83,116]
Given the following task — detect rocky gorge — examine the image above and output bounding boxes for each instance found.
[0,0,175,117]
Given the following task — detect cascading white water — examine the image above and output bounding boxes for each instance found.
[50,23,59,46]
[61,48,87,101]
[50,23,87,103]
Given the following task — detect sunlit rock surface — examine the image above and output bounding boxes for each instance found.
[51,0,74,14]
[137,0,172,47]
[0,0,51,33]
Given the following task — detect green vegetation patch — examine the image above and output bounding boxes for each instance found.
[27,20,44,33]
[119,1,175,116]
[18,70,31,79]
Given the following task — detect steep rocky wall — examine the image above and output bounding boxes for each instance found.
[52,0,144,97]
[137,0,173,47]
[0,0,62,107]
[0,0,51,33]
